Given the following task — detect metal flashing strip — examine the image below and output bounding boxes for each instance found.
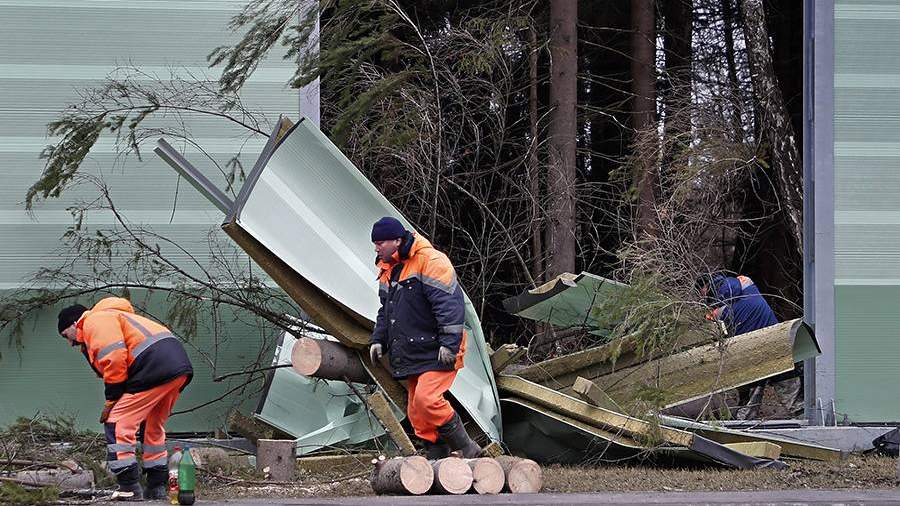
[154,138,234,214]
[229,116,303,224]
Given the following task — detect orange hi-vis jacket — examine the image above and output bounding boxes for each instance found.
[75,297,193,401]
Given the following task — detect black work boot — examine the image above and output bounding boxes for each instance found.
[144,466,168,500]
[437,413,482,458]
[114,482,144,501]
[423,440,451,460]
[113,465,143,501]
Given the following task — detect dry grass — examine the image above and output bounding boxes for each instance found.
[543,455,898,493]
[195,455,898,500]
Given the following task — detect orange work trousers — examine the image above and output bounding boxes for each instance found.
[105,375,187,475]
[406,370,458,443]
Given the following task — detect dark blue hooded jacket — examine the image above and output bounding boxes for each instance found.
[709,275,778,336]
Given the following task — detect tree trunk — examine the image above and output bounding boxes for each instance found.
[740,0,803,255]
[528,25,544,286]
[721,0,745,140]
[631,0,657,236]
[256,439,296,482]
[660,0,693,195]
[494,456,542,493]
[290,337,370,383]
[546,0,578,279]
[430,457,473,495]
[466,457,505,495]
[370,456,433,495]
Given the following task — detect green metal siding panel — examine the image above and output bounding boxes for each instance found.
[0,1,309,430]
[833,1,900,421]
[834,285,900,422]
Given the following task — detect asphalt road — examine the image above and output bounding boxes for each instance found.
[197,489,900,505]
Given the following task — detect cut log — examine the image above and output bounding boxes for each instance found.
[370,456,433,495]
[256,439,296,481]
[494,456,542,493]
[430,457,473,495]
[13,470,94,490]
[291,337,371,383]
[366,391,416,456]
[466,457,504,495]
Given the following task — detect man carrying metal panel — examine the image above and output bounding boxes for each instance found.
[368,217,481,458]
[57,298,193,501]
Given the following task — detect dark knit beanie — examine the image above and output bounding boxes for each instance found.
[57,304,88,334]
[371,217,406,242]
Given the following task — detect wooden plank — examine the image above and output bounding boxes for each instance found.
[367,391,416,456]
[490,344,527,374]
[359,349,408,412]
[591,320,798,409]
[481,441,504,458]
[572,376,621,412]
[497,375,695,448]
[724,442,782,460]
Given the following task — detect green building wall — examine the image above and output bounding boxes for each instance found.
[0,1,314,430]
[830,0,900,422]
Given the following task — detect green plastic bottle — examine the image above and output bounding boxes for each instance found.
[177,447,196,505]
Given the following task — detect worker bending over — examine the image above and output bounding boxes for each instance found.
[58,297,193,501]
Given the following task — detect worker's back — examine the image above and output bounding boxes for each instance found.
[712,275,778,336]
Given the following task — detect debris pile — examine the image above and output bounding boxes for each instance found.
[153,116,839,497]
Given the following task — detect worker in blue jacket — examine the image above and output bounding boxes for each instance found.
[699,273,778,336]
[697,273,799,418]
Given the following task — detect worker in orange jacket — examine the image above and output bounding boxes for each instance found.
[368,217,481,459]
[57,297,193,501]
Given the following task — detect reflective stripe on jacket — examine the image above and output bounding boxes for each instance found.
[372,232,466,379]
[75,297,193,400]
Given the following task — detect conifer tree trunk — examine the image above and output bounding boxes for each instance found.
[546,0,578,279]
[740,0,803,254]
[631,0,657,236]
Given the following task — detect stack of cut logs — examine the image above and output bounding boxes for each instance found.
[370,455,542,495]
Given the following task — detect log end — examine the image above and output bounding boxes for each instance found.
[291,337,323,376]
[507,458,542,494]
[468,458,504,495]
[431,457,473,495]
[400,456,434,495]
